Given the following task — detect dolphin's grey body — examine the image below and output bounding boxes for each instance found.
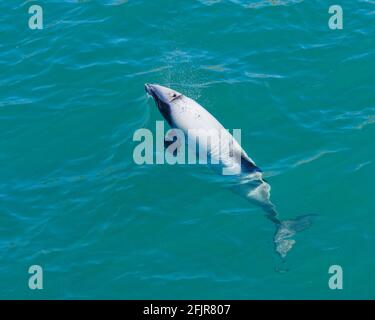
[145,83,313,258]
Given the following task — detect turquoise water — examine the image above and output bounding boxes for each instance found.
[1,0,374,299]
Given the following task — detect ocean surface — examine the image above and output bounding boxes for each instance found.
[1,0,374,299]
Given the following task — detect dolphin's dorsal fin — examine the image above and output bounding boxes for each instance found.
[240,152,262,173]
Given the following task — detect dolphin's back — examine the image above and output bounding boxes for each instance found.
[170,96,225,132]
[170,96,260,173]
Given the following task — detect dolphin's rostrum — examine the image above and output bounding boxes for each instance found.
[145,83,314,258]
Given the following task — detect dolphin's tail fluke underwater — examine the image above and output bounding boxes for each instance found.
[264,208,315,259]
[233,176,315,259]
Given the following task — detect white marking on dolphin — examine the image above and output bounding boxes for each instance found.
[145,83,314,258]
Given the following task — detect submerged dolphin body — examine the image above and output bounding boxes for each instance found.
[145,83,313,258]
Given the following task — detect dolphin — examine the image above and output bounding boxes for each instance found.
[145,83,314,258]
